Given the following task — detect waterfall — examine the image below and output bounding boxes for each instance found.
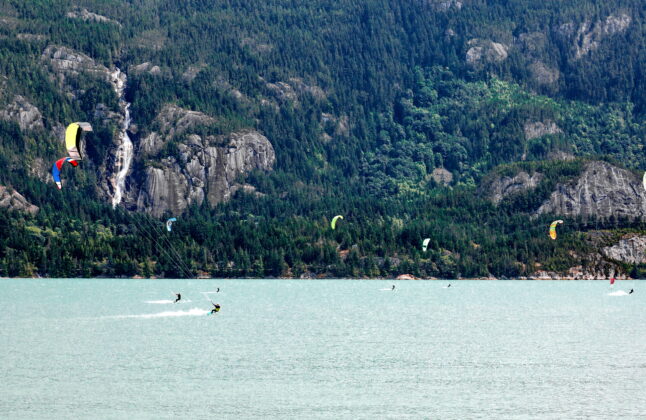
[110,68,133,208]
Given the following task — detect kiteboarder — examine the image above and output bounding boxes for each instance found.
[447,283,451,288]
[391,285,395,291]
[629,289,634,294]
[174,293,181,303]
[217,288,220,293]
[210,302,221,314]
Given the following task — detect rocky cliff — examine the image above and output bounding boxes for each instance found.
[481,161,646,221]
[0,95,44,131]
[536,161,646,220]
[601,234,646,265]
[131,105,275,216]
[41,45,113,98]
[66,8,121,26]
[480,171,543,205]
[466,39,509,67]
[523,120,562,140]
[529,231,646,280]
[0,186,38,215]
[555,13,632,60]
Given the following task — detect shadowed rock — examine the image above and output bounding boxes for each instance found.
[481,171,543,205]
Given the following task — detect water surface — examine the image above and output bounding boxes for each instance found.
[1,279,644,419]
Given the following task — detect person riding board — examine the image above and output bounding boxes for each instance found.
[391,285,395,291]
[629,289,634,295]
[174,293,181,303]
[210,301,221,314]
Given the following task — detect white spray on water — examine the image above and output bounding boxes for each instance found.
[110,68,134,207]
[105,308,209,319]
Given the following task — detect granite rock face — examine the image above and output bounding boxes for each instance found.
[480,171,544,205]
[0,186,39,215]
[133,105,275,216]
[466,39,509,66]
[602,235,646,265]
[536,161,646,220]
[556,13,632,60]
[524,120,562,140]
[0,95,44,131]
[66,8,121,26]
[41,45,113,99]
[480,161,646,221]
[431,168,453,186]
[41,45,111,80]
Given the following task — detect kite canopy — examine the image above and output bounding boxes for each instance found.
[549,220,564,240]
[65,122,92,160]
[166,217,177,232]
[330,215,344,230]
[51,157,79,189]
[422,238,430,252]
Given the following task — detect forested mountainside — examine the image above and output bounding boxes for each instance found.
[0,0,645,279]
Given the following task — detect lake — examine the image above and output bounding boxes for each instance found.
[1,279,644,419]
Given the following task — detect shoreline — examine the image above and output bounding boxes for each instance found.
[7,275,640,281]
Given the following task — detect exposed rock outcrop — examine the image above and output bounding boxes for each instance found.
[66,8,121,26]
[481,171,543,204]
[602,234,646,265]
[514,32,560,86]
[432,168,453,186]
[0,186,38,215]
[556,13,632,60]
[424,0,463,11]
[130,62,162,76]
[265,78,326,104]
[182,64,206,82]
[0,95,44,131]
[288,78,326,100]
[536,161,646,220]
[133,105,275,216]
[139,105,216,155]
[16,33,47,42]
[41,45,112,97]
[530,264,623,280]
[42,45,110,79]
[466,39,508,67]
[528,61,560,86]
[321,113,350,138]
[524,120,562,140]
[265,81,298,102]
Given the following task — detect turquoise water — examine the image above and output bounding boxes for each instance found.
[1,279,645,419]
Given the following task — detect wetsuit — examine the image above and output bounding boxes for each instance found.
[629,289,634,294]
[174,293,181,303]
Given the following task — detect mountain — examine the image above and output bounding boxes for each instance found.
[0,0,644,278]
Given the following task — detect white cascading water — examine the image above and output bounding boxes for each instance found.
[110,68,133,207]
